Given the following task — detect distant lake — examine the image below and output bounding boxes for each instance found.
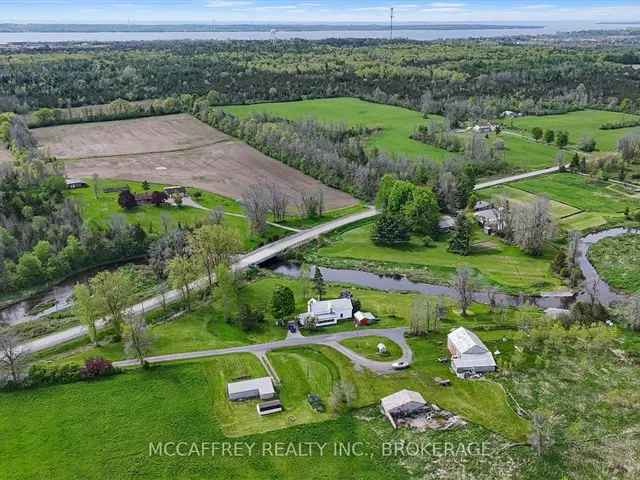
[0,21,635,44]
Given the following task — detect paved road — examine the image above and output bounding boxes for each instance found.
[113,327,412,373]
[19,207,378,354]
[475,165,565,190]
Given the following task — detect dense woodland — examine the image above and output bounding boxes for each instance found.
[2,38,640,119]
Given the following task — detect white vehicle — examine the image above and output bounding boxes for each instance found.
[391,361,410,370]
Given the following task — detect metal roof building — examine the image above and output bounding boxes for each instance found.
[227,377,276,401]
[447,327,496,375]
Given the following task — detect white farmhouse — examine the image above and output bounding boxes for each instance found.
[298,298,353,327]
[447,327,496,376]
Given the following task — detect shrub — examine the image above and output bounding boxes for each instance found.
[80,357,116,379]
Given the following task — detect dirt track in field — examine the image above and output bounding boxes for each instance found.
[33,114,356,209]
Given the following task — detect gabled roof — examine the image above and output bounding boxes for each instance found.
[308,298,352,315]
[381,389,426,413]
[448,327,489,355]
[451,352,496,370]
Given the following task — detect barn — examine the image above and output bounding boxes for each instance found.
[227,377,276,401]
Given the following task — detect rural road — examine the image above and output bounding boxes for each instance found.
[19,207,379,354]
[113,327,412,374]
[475,165,565,190]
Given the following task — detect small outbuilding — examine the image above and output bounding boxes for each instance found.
[377,343,387,354]
[354,311,376,326]
[474,200,493,212]
[447,327,496,376]
[544,307,571,320]
[163,185,187,196]
[65,178,88,189]
[380,389,427,428]
[438,215,456,232]
[257,399,283,416]
[227,376,276,401]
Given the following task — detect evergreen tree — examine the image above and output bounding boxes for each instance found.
[271,285,296,324]
[448,213,472,255]
[312,266,326,300]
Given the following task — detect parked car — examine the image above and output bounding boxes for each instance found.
[391,361,410,370]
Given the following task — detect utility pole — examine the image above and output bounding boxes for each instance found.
[390,7,394,40]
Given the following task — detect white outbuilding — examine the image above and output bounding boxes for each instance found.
[380,389,427,428]
[227,377,276,401]
[377,343,387,354]
[447,327,496,376]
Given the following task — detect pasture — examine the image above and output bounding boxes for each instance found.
[479,173,639,231]
[34,114,357,211]
[226,97,450,161]
[510,109,640,152]
[226,98,559,170]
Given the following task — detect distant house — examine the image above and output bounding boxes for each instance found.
[473,200,492,212]
[227,377,276,401]
[298,298,353,327]
[472,123,495,134]
[447,327,496,376]
[438,215,456,232]
[473,208,499,235]
[380,389,427,428]
[134,192,155,205]
[501,110,519,118]
[65,178,88,189]
[163,185,187,196]
[354,311,376,327]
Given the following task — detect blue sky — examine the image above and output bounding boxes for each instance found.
[3,0,639,23]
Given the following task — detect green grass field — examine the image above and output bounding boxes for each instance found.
[510,109,640,152]
[480,173,639,231]
[313,223,562,293]
[227,98,561,171]
[226,97,450,161]
[587,233,640,293]
[66,178,285,250]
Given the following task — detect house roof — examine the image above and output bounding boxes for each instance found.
[451,352,496,369]
[65,178,87,185]
[438,215,456,229]
[448,327,489,355]
[227,377,275,397]
[381,389,426,413]
[308,298,352,315]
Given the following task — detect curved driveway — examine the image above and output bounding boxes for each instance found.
[113,327,412,373]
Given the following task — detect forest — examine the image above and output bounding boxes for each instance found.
[1,38,640,120]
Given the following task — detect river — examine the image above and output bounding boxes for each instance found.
[268,227,640,310]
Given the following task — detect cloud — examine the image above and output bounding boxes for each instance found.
[206,0,253,7]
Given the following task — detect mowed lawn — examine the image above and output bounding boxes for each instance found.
[339,336,403,361]
[487,132,559,170]
[480,173,640,231]
[66,178,286,249]
[0,359,412,480]
[316,222,562,293]
[226,97,450,161]
[511,109,640,152]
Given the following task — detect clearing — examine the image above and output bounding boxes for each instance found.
[33,114,356,211]
[510,109,640,152]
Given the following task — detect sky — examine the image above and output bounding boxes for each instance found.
[2,0,640,23]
